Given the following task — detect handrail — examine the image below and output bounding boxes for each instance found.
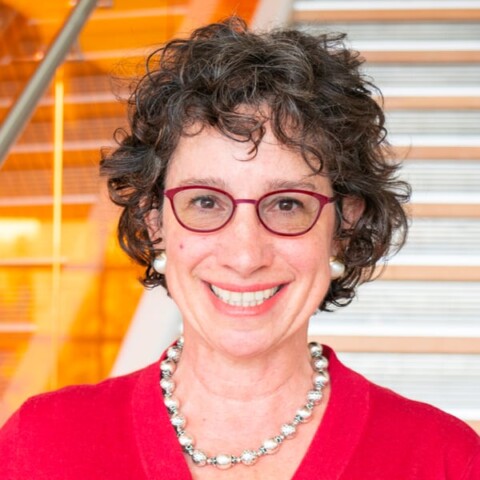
[0,0,98,168]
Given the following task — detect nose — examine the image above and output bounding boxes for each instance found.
[216,203,274,277]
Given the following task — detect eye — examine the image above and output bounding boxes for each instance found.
[276,198,303,212]
[263,195,305,214]
[187,191,230,212]
[192,195,217,209]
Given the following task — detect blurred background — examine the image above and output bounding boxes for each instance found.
[0,0,479,432]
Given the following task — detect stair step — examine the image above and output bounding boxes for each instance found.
[296,22,480,42]
[2,148,107,171]
[409,193,480,204]
[26,7,186,56]
[8,140,107,156]
[402,160,480,193]
[311,280,480,327]
[296,0,480,6]
[0,203,94,219]
[309,334,480,354]
[0,194,98,208]
[366,47,480,64]
[381,264,480,281]
[364,50,480,64]
[391,134,480,148]
[0,323,36,333]
[1,74,114,98]
[1,56,112,83]
[386,110,480,135]
[3,5,185,67]
[0,334,32,351]
[0,166,100,197]
[394,145,480,160]
[294,1,480,22]
[383,97,480,111]
[409,203,480,219]
[0,93,124,123]
[10,116,122,149]
[364,64,480,88]
[0,75,126,122]
[389,255,480,267]
[401,218,480,256]
[0,257,67,267]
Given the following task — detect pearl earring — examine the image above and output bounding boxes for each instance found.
[153,252,167,274]
[329,257,345,280]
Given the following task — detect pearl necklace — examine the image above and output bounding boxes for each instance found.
[159,337,330,470]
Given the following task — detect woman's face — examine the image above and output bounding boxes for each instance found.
[156,125,337,359]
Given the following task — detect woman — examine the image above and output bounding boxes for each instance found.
[1,17,479,479]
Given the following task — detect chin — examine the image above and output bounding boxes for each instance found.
[208,330,278,359]
[210,324,306,361]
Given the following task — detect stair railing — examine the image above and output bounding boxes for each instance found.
[0,0,98,168]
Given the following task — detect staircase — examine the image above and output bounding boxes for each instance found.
[292,1,480,431]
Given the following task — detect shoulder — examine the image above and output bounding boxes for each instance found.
[326,346,478,447]
[325,347,480,478]
[0,362,160,478]
[1,362,158,455]
[19,363,151,423]
[367,379,478,445]
[359,373,480,477]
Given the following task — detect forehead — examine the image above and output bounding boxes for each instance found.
[166,126,328,192]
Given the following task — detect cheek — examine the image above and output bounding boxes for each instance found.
[280,231,333,280]
[276,237,329,272]
[162,208,202,255]
[167,234,213,273]
[298,244,330,271]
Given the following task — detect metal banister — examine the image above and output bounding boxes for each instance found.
[0,0,98,168]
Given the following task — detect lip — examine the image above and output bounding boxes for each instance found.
[203,281,287,316]
[205,281,284,293]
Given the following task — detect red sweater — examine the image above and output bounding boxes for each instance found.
[1,347,479,479]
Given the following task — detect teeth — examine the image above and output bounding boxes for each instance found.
[210,285,279,307]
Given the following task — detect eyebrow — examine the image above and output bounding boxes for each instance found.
[177,177,320,192]
[178,177,230,190]
[268,179,319,191]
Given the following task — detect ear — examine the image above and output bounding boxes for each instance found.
[145,208,165,247]
[340,195,365,230]
[332,195,365,256]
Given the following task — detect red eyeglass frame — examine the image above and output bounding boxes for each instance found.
[164,185,335,237]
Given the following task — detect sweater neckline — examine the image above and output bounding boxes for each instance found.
[132,346,370,480]
[292,346,370,479]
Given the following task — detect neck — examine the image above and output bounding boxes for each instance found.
[160,333,331,471]
[174,328,313,402]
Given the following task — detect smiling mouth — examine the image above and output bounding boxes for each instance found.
[210,284,282,307]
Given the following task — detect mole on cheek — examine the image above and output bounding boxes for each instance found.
[179,243,184,250]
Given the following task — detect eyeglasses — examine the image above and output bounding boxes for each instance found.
[164,185,335,236]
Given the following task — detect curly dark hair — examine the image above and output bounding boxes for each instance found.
[100,17,410,311]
